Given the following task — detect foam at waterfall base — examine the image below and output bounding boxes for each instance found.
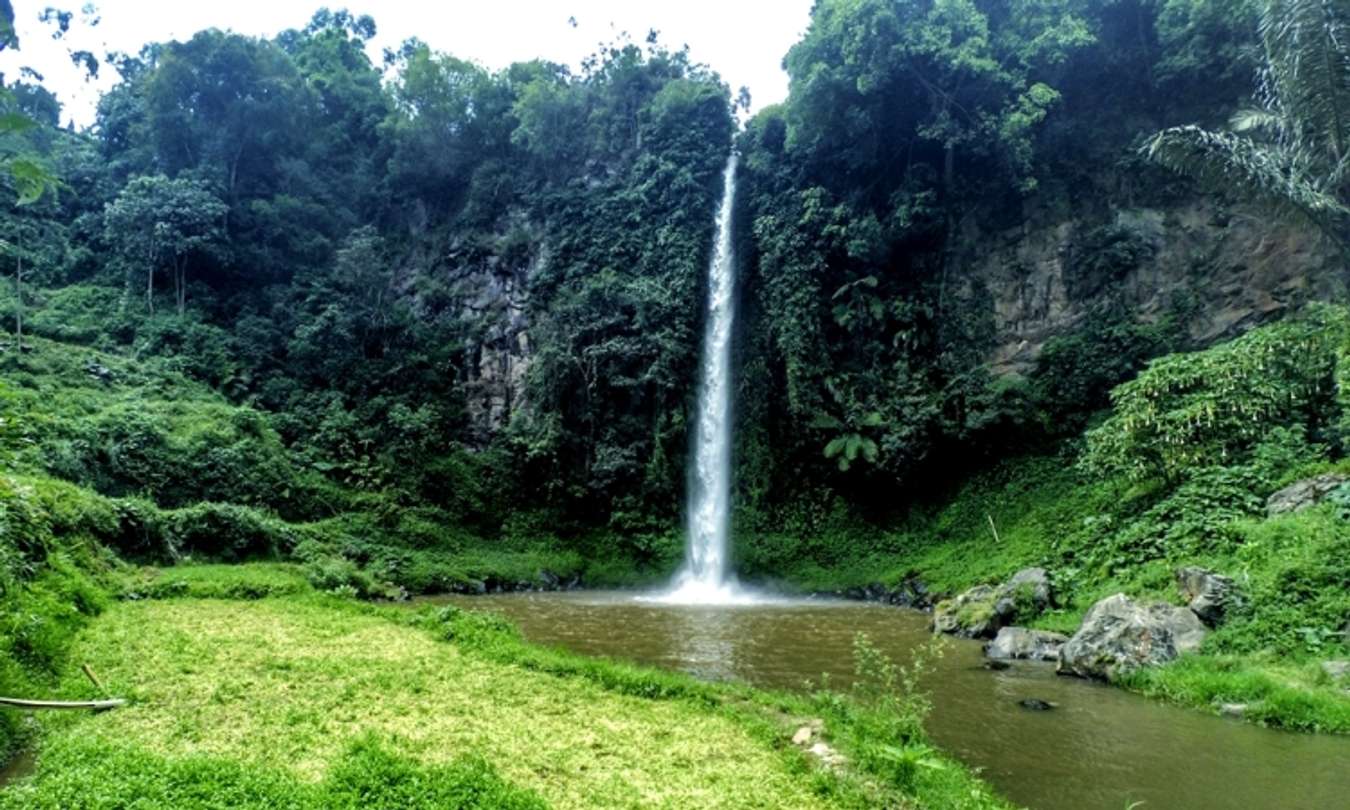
[638,574,774,606]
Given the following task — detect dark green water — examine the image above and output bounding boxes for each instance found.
[435,591,1350,810]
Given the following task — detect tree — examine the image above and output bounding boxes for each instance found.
[1145,0,1350,247]
[104,175,227,315]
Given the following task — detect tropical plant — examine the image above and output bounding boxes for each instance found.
[1145,0,1350,246]
[1082,307,1349,483]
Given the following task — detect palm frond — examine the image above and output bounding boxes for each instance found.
[1260,0,1350,161]
[1230,107,1286,136]
[1145,125,1350,230]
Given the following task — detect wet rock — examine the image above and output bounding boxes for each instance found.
[1175,567,1240,626]
[985,627,1069,662]
[933,567,1053,639]
[886,578,932,609]
[537,570,561,590]
[1219,703,1249,719]
[1018,698,1056,711]
[983,659,1012,671]
[1266,473,1350,516]
[1058,594,1208,681]
[933,584,1001,638]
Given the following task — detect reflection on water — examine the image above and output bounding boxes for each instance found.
[430,591,1350,810]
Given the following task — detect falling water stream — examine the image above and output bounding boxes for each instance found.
[655,154,755,605]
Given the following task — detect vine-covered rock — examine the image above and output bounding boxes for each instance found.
[933,567,1052,639]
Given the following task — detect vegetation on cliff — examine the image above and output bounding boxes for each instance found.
[2,0,1349,803]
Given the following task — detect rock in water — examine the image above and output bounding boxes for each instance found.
[986,627,1070,661]
[1018,698,1055,711]
[933,584,1001,637]
[1265,473,1350,516]
[1058,593,1207,681]
[1219,703,1249,719]
[933,568,1053,639]
[1175,567,1239,626]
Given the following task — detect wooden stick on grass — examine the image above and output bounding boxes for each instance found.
[0,697,126,711]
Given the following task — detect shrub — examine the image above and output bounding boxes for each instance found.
[167,503,295,561]
[1084,308,1349,483]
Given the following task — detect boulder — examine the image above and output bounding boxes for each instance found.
[985,627,1070,662]
[1058,593,1208,681]
[933,567,1053,639]
[875,577,932,609]
[1175,567,1239,626]
[933,585,1001,637]
[997,568,1052,615]
[1266,473,1350,517]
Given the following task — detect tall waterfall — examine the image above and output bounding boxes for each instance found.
[657,154,755,605]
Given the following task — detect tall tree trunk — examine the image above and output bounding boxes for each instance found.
[175,255,187,316]
[13,233,22,350]
[146,251,155,316]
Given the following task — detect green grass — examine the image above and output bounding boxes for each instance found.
[1121,655,1350,734]
[117,563,314,600]
[0,583,1014,810]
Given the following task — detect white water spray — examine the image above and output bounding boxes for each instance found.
[650,155,759,605]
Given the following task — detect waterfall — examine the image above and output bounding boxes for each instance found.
[653,154,757,605]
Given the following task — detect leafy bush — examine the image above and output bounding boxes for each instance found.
[1084,308,1348,482]
[166,503,295,562]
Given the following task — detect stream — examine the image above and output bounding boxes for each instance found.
[433,591,1350,810]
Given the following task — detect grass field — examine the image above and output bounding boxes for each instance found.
[0,580,1014,809]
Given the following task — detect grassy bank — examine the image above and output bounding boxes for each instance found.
[0,574,1012,809]
[741,453,1350,733]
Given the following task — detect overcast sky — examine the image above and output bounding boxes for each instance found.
[0,1,814,129]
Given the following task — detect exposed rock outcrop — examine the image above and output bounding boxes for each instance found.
[934,567,1052,639]
[1175,567,1240,626]
[1265,473,1350,517]
[955,201,1339,378]
[985,627,1069,661]
[1058,593,1207,681]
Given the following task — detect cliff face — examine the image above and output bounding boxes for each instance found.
[958,200,1343,376]
[421,228,543,442]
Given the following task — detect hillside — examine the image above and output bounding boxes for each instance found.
[3,1,1350,808]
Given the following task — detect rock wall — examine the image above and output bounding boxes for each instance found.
[957,199,1343,376]
[431,227,544,441]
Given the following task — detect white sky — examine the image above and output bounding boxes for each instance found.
[0,1,814,129]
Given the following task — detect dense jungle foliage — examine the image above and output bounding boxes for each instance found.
[3,0,1350,764]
